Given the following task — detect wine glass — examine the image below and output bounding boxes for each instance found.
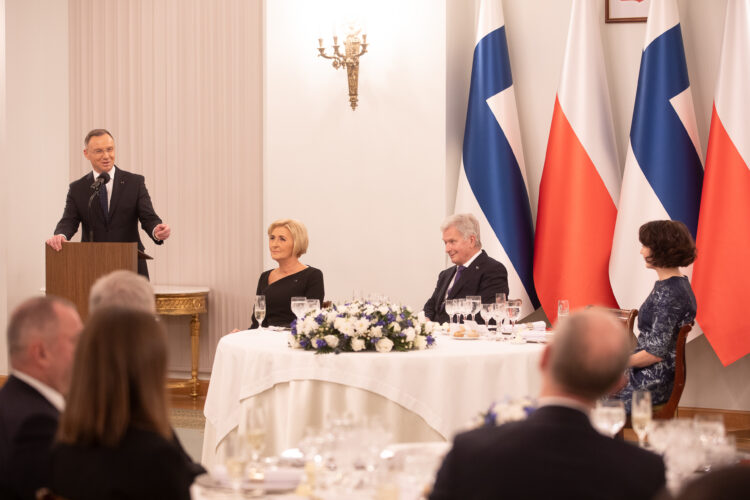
[491,303,507,338]
[506,299,522,332]
[253,295,266,327]
[495,293,507,305]
[306,299,321,315]
[557,299,569,320]
[444,299,456,330]
[222,431,249,493]
[479,303,493,329]
[241,406,267,480]
[466,296,482,322]
[454,298,467,323]
[591,399,626,437]
[631,390,652,447]
[290,296,307,324]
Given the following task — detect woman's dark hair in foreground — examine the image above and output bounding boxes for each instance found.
[57,307,171,446]
[639,220,697,268]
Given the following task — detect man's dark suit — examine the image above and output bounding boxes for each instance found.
[423,250,509,324]
[53,167,163,278]
[0,375,60,500]
[430,405,666,500]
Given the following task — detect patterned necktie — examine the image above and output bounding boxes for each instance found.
[446,265,466,298]
[98,172,110,222]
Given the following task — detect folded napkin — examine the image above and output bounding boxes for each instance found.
[528,321,547,331]
[522,331,548,343]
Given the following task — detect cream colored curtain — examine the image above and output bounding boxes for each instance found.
[68,0,263,373]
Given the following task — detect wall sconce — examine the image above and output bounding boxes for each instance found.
[317,25,368,110]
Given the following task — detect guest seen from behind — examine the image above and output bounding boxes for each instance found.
[613,220,697,413]
[423,213,509,324]
[0,297,82,500]
[250,219,324,328]
[51,308,201,500]
[430,308,666,500]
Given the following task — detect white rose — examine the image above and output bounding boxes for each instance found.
[403,327,416,342]
[370,326,383,338]
[351,337,366,352]
[288,334,301,348]
[326,311,339,323]
[424,322,435,334]
[375,337,394,353]
[391,322,401,333]
[405,306,414,313]
[364,304,375,315]
[378,305,389,315]
[414,335,428,350]
[354,318,370,335]
[417,310,427,323]
[324,335,339,348]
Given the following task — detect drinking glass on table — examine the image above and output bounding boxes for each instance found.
[454,298,467,323]
[631,390,652,447]
[557,299,569,320]
[306,298,321,315]
[241,405,267,480]
[291,296,308,323]
[591,399,626,438]
[479,303,493,330]
[445,299,456,328]
[466,296,482,322]
[492,303,507,338]
[506,299,522,332]
[222,431,249,493]
[253,295,266,326]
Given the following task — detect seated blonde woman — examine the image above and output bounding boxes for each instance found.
[250,219,324,328]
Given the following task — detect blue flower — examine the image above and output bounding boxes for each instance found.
[375,320,385,327]
[483,410,498,427]
[399,313,406,319]
[386,313,395,322]
[426,335,435,346]
[407,320,414,327]
[315,339,326,349]
[299,338,309,348]
[371,337,379,344]
[399,333,406,337]
[315,313,325,324]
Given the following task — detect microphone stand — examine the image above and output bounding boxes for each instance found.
[88,177,105,242]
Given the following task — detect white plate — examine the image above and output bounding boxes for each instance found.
[196,468,302,494]
[451,335,481,340]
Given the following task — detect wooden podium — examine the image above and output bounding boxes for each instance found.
[45,242,138,320]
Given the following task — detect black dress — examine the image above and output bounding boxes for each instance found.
[251,266,325,328]
[50,427,202,500]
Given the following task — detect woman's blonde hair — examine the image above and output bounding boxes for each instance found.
[268,219,309,257]
[57,307,171,446]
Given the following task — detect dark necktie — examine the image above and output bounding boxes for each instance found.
[446,265,466,298]
[98,172,110,222]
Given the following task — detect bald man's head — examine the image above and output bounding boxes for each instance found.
[546,308,631,402]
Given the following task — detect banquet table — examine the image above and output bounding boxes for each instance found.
[201,329,544,467]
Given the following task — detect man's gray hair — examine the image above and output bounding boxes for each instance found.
[7,296,76,359]
[440,213,482,248]
[549,308,631,400]
[89,270,156,314]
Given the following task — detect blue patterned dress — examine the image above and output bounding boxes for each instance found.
[616,276,696,413]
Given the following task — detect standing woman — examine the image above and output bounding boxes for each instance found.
[615,220,697,413]
[51,308,202,500]
[251,219,324,328]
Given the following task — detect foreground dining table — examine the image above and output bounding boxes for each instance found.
[201,329,545,467]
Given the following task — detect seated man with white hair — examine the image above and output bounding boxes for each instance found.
[423,213,509,324]
[89,269,156,314]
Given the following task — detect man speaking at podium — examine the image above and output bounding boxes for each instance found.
[46,129,170,279]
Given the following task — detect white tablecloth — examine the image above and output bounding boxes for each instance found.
[201,330,544,467]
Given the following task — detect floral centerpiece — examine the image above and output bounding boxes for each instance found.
[289,301,438,354]
[472,397,537,428]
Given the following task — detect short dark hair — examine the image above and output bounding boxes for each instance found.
[7,296,76,359]
[84,129,114,147]
[57,307,171,446]
[639,220,696,268]
[550,310,630,400]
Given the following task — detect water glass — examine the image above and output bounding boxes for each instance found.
[495,293,507,305]
[291,296,307,322]
[492,303,507,338]
[454,298,467,323]
[241,405,267,479]
[479,303,493,329]
[557,299,569,320]
[591,399,626,437]
[444,299,456,327]
[222,431,249,492]
[631,390,652,447]
[506,299,522,331]
[466,296,482,322]
[306,299,321,314]
[253,295,266,326]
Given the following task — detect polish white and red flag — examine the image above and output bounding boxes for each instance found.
[534,0,620,323]
[692,0,750,366]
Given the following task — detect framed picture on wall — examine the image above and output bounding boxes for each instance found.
[605,0,651,23]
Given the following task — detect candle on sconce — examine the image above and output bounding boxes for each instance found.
[318,38,323,48]
[333,35,338,46]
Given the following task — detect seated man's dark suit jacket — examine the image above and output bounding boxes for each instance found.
[423,250,509,324]
[53,167,163,278]
[430,405,666,500]
[0,375,60,500]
